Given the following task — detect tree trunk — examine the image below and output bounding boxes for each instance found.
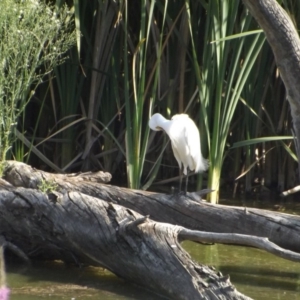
[0,172,251,300]
[2,161,300,298]
[242,0,300,182]
[4,161,300,253]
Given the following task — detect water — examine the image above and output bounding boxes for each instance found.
[183,242,300,300]
[6,199,300,300]
[7,243,300,299]
[7,261,161,300]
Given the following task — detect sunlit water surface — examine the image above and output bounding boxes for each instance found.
[6,198,300,300]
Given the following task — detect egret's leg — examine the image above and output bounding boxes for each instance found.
[184,172,189,194]
[179,168,183,192]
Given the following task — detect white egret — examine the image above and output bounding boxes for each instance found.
[149,113,209,193]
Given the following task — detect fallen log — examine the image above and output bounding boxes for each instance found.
[0,185,251,300]
[2,161,300,299]
[4,161,300,254]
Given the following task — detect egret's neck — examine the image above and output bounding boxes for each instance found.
[158,118,172,134]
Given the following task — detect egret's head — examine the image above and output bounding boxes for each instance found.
[149,113,166,131]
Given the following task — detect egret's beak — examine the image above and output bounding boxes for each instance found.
[156,126,163,131]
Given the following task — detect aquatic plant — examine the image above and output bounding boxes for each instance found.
[0,0,75,174]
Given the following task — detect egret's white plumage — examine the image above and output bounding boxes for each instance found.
[149,113,209,192]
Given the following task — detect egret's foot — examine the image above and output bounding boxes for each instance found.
[178,190,186,196]
[170,188,187,200]
[171,186,186,196]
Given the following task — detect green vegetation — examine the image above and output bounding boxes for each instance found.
[0,0,75,174]
[1,0,299,202]
[37,178,58,193]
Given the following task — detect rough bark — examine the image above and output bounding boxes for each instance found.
[0,185,250,300]
[4,161,300,254]
[242,0,300,181]
[3,161,300,298]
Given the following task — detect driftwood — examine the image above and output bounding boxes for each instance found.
[0,1,298,299]
[242,0,300,186]
[281,185,300,197]
[2,161,300,299]
[0,162,253,300]
[4,161,300,255]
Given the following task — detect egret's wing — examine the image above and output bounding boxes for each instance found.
[171,142,182,171]
[184,120,199,171]
[185,118,209,173]
[169,117,188,174]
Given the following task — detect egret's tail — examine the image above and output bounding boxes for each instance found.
[196,157,209,173]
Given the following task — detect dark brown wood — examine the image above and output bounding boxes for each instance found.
[242,0,300,182]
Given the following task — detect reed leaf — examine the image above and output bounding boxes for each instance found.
[232,136,294,148]
[186,0,267,202]
[124,0,169,189]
